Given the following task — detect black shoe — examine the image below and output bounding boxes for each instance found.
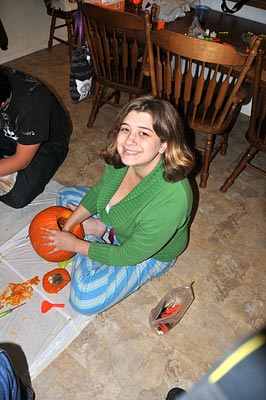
[166,387,186,400]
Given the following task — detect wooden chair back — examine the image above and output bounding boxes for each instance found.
[145,19,264,187]
[220,36,266,192]
[248,38,266,153]
[81,3,153,128]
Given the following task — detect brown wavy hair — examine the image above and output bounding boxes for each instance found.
[101,95,194,182]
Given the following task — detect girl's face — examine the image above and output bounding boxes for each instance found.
[116,111,166,176]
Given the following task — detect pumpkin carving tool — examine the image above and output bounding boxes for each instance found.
[0,302,26,318]
[41,300,65,314]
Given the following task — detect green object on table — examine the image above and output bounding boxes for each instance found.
[0,302,26,318]
[57,256,74,269]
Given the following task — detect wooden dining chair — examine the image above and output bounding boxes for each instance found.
[145,21,264,188]
[80,3,153,128]
[220,39,266,192]
[44,0,76,61]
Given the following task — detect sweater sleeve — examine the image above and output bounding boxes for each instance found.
[88,181,192,265]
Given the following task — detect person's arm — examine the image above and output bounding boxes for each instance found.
[38,168,108,256]
[89,205,180,265]
[62,203,92,231]
[0,143,40,177]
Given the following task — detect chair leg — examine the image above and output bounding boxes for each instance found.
[48,14,57,52]
[220,145,257,192]
[104,90,120,104]
[114,90,121,105]
[220,130,229,156]
[87,83,103,128]
[66,15,73,62]
[200,134,214,188]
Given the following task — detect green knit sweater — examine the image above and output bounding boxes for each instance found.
[81,161,193,266]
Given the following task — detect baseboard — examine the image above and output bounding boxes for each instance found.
[1,43,49,64]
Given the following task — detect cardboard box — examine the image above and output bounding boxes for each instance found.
[83,0,125,11]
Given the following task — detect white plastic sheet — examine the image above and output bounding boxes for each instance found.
[0,181,93,379]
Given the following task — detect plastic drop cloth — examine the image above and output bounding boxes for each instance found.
[0,181,93,380]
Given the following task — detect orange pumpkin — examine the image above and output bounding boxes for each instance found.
[29,206,84,262]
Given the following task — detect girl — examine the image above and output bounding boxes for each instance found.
[41,96,195,315]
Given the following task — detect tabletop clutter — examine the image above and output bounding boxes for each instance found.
[186,8,256,53]
[141,1,220,39]
[142,1,257,54]
[142,0,200,22]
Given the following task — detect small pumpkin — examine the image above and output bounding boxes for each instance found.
[29,206,84,262]
[42,268,71,294]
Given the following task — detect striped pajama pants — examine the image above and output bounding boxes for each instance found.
[57,186,176,315]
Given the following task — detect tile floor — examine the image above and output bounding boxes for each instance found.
[4,44,266,400]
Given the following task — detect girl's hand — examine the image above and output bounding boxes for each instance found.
[40,227,78,254]
[40,227,91,256]
[81,217,107,237]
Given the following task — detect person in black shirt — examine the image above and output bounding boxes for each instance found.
[0,66,72,208]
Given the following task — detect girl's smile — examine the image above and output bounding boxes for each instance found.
[117,110,166,177]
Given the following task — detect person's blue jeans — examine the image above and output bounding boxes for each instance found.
[0,349,35,400]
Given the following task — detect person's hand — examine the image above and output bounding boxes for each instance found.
[81,217,107,237]
[40,227,79,254]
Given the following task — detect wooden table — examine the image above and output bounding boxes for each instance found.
[166,9,266,53]
[124,5,265,51]
[165,9,266,83]
[96,2,266,82]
